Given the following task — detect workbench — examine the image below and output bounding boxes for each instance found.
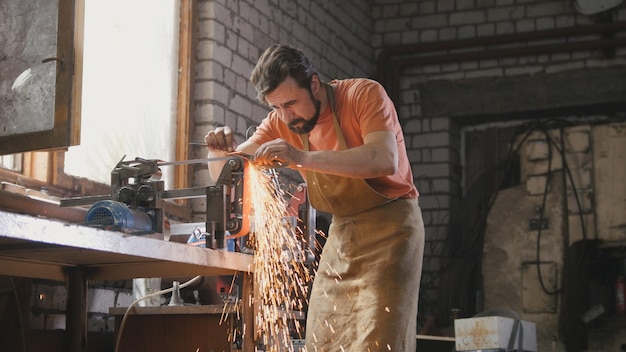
[0,210,255,352]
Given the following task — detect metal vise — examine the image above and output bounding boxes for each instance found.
[60,157,165,234]
[60,155,252,244]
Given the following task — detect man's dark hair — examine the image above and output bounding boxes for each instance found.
[250,44,317,104]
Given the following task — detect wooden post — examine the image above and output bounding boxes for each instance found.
[66,267,87,352]
[242,272,255,352]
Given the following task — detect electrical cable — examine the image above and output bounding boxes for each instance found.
[437,116,625,328]
[479,120,574,296]
[438,119,576,323]
[533,129,560,295]
[499,121,570,296]
[532,128,590,295]
[545,131,587,241]
[114,275,202,352]
[495,120,588,296]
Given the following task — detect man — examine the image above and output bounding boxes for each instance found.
[205,44,424,351]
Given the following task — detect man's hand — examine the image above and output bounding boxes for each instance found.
[254,138,303,168]
[204,126,236,152]
[204,126,237,182]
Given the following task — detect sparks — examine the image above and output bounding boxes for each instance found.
[246,164,314,351]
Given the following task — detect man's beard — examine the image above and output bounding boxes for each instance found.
[287,93,321,135]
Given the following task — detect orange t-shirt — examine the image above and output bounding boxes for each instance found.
[249,78,418,199]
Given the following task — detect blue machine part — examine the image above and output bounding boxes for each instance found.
[85,200,154,233]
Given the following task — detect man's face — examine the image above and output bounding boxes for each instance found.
[265,76,321,135]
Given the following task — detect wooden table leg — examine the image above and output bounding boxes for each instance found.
[242,272,255,352]
[66,267,87,352]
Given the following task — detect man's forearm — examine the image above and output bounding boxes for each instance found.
[301,143,398,179]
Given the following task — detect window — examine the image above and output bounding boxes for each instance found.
[0,0,195,221]
[64,0,180,188]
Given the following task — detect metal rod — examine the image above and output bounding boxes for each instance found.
[157,156,235,166]
[161,187,207,199]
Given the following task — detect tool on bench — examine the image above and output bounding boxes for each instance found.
[60,153,312,258]
[60,155,252,249]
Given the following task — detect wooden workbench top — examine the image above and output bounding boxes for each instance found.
[0,210,253,282]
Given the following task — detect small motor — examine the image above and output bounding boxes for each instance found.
[85,200,154,233]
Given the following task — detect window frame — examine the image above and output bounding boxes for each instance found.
[0,0,196,221]
[0,0,83,155]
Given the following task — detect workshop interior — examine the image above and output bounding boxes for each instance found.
[1,0,626,351]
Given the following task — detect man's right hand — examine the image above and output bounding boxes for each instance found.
[204,126,235,152]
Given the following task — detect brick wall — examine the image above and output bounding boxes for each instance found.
[372,0,626,326]
[29,280,133,334]
[191,0,377,218]
[189,0,626,332]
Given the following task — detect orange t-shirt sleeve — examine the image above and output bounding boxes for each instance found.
[339,79,400,147]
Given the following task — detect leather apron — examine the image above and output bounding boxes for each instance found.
[303,84,425,352]
[301,84,393,217]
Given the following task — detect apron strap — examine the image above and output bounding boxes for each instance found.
[302,83,346,151]
[325,83,347,150]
